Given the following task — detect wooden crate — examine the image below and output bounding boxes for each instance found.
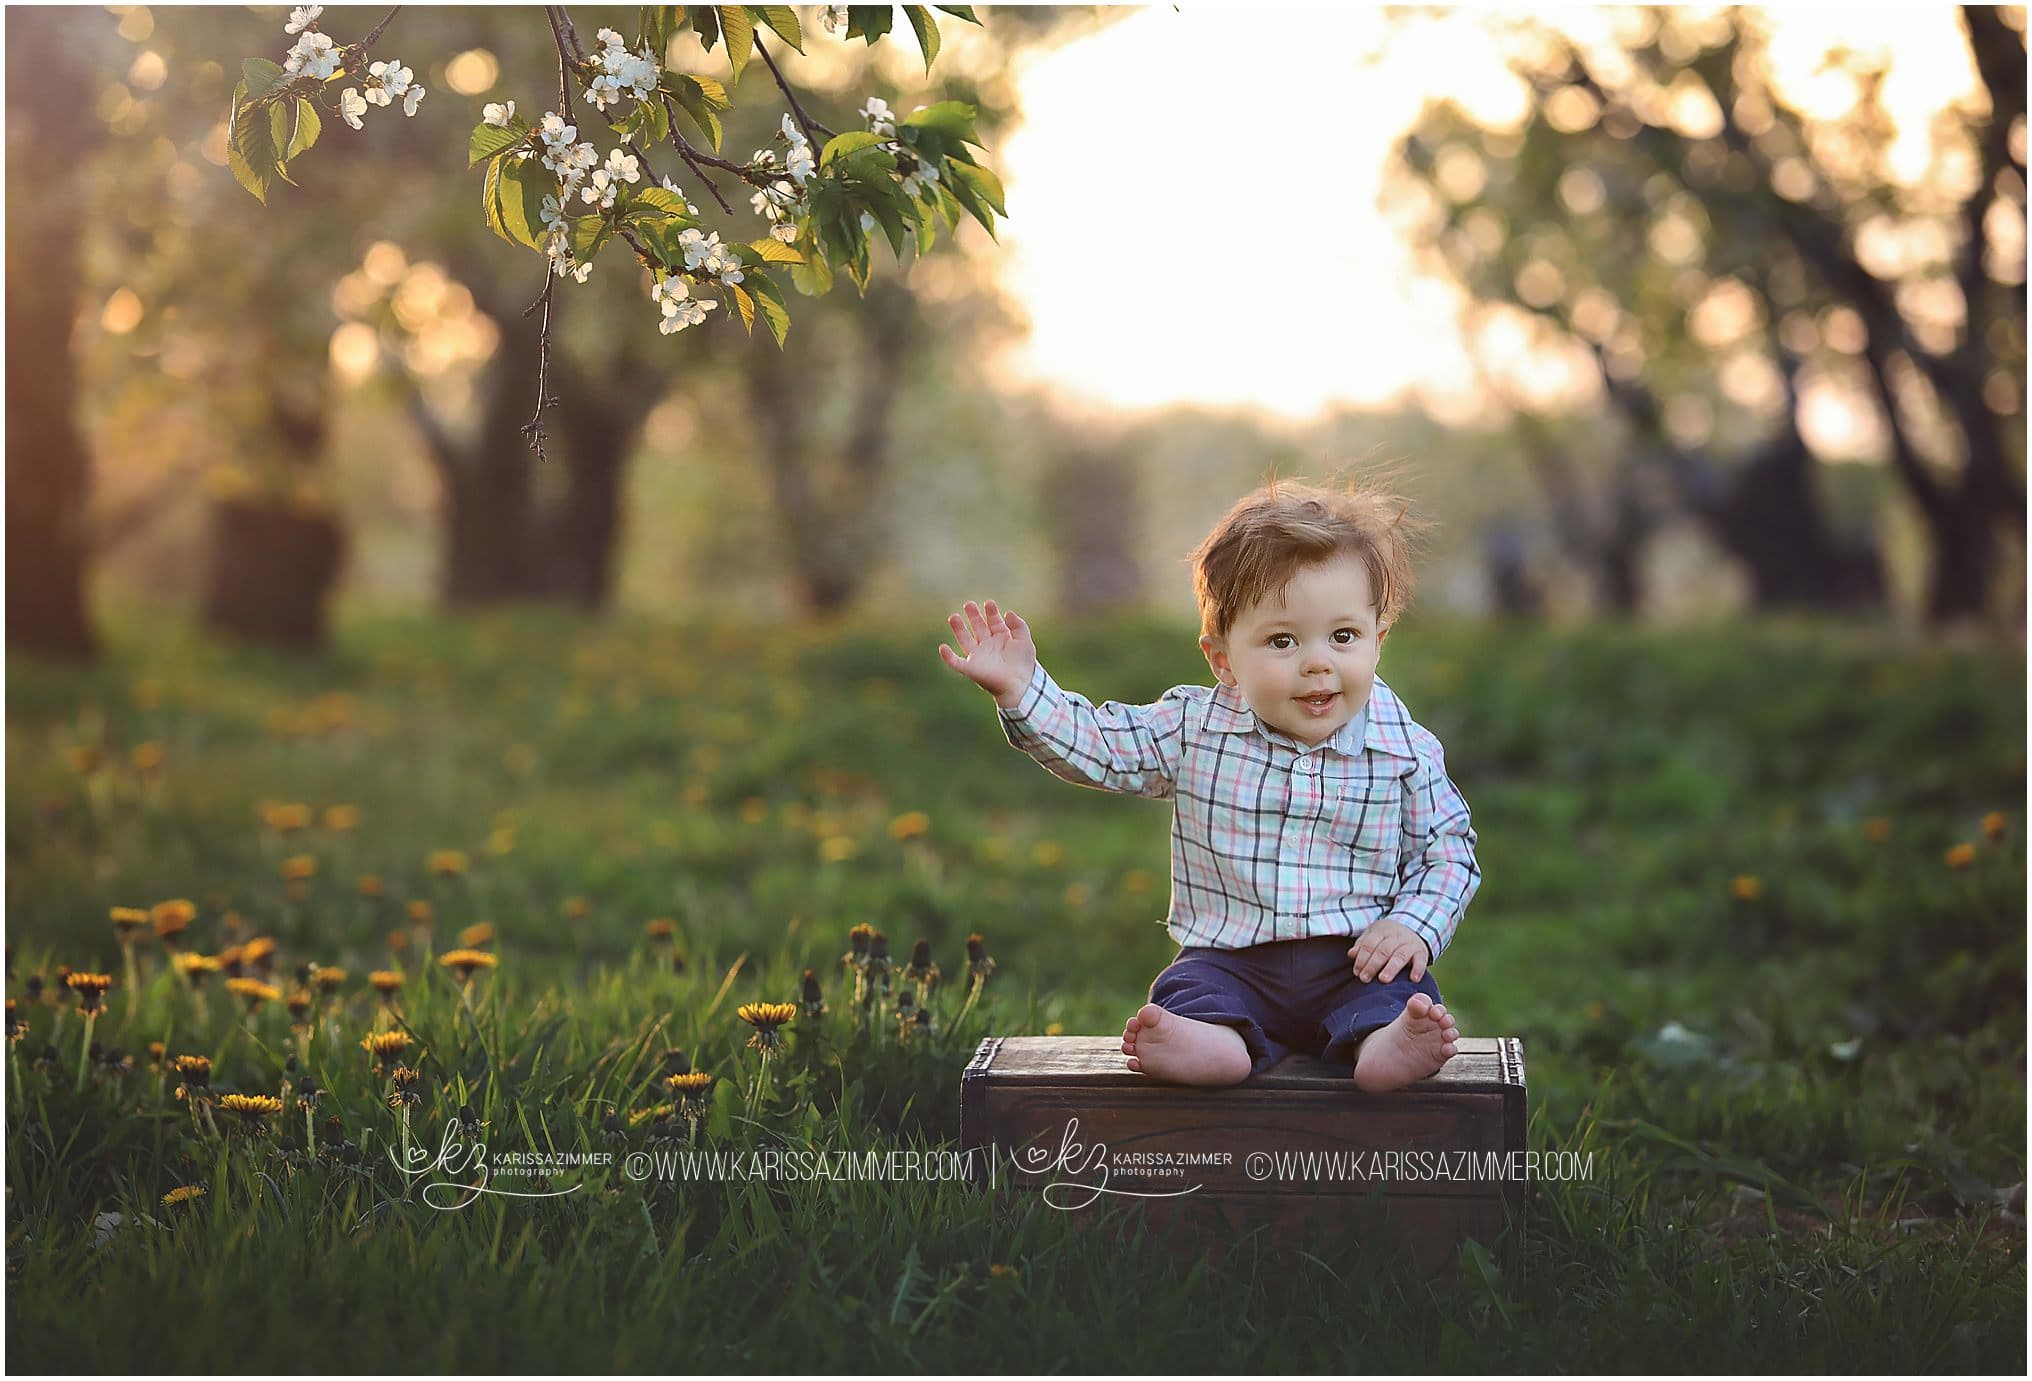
[960,1034,1527,1274]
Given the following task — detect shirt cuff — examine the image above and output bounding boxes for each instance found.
[994,661,1052,739]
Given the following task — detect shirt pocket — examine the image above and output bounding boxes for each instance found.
[1327,778,1403,883]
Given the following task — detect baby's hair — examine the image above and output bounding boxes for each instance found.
[1189,475,1430,639]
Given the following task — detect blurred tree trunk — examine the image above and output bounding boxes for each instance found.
[1045,444,1145,615]
[748,279,915,613]
[408,287,544,606]
[542,353,666,609]
[6,9,103,658]
[201,379,346,647]
[1593,346,1883,612]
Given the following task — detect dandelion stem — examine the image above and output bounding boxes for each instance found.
[74,1011,97,1094]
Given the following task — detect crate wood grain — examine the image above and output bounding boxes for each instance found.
[960,1034,1527,1274]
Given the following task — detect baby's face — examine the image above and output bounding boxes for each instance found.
[1200,554,1388,747]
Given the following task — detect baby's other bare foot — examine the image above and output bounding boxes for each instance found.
[1120,1003,1252,1086]
[1351,993,1459,1093]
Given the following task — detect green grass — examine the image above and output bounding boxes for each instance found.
[5,610,2024,1371]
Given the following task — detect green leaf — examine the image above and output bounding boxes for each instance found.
[947,159,1005,216]
[707,1078,738,1139]
[899,99,978,145]
[847,5,893,43]
[569,215,611,263]
[286,98,320,161]
[641,5,681,56]
[483,158,511,242]
[227,83,274,203]
[745,237,804,264]
[267,101,298,185]
[717,6,755,84]
[639,97,669,146]
[902,6,940,71]
[494,158,552,252]
[468,119,528,167]
[729,280,756,333]
[689,74,732,109]
[821,131,885,167]
[747,4,803,52]
[634,186,693,218]
[691,4,722,51]
[663,76,724,149]
[242,58,287,100]
[747,270,791,344]
[934,4,978,21]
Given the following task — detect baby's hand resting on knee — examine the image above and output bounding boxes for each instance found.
[1348,919,1430,983]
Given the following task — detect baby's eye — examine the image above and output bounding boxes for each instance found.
[1333,628,1360,644]
[1268,634,1295,650]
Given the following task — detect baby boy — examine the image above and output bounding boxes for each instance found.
[939,481,1480,1091]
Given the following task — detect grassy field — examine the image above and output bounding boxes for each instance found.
[5,610,2024,1371]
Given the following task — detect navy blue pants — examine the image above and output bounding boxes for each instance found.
[1148,934,1443,1079]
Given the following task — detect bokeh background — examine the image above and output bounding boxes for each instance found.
[4,5,2025,1371]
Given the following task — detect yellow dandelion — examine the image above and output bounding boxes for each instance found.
[561,897,590,921]
[1585,999,1607,1021]
[1122,869,1153,895]
[438,948,499,981]
[1730,875,1763,903]
[285,989,312,1024]
[361,1030,412,1068]
[387,929,411,952]
[458,922,495,949]
[171,1053,212,1088]
[239,936,278,971]
[151,899,196,946]
[888,810,931,841]
[1032,840,1064,869]
[988,1264,1018,1279]
[132,741,165,774]
[66,744,100,774]
[645,918,678,943]
[161,1185,206,1207]
[1982,811,2008,842]
[427,849,469,877]
[819,835,857,863]
[487,827,517,856]
[66,972,113,1014]
[356,874,385,898]
[323,804,360,832]
[407,899,435,925]
[630,1103,676,1127]
[369,969,405,998]
[309,966,347,992]
[110,906,148,942]
[218,1092,283,1131]
[737,1001,797,1055]
[1946,842,1978,870]
[1044,1022,1064,1037]
[225,978,280,1011]
[281,854,317,882]
[666,1064,715,1096]
[739,797,770,825]
[1862,816,1893,843]
[174,952,223,985]
[261,802,312,833]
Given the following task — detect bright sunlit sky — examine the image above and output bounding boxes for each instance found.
[990,5,1994,425]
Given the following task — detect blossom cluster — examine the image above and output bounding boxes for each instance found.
[747,115,816,244]
[281,7,427,129]
[860,97,941,200]
[587,27,662,111]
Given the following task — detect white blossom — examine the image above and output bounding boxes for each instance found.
[364,60,413,107]
[784,140,815,185]
[596,26,627,53]
[580,168,619,209]
[603,148,641,184]
[483,100,516,127]
[859,210,876,234]
[284,5,323,36]
[402,83,425,116]
[339,87,367,130]
[658,295,714,333]
[539,192,566,232]
[821,5,849,35]
[860,96,894,134]
[283,31,340,80]
[770,220,799,243]
[539,112,576,147]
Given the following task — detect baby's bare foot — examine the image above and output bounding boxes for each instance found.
[1120,1003,1252,1086]
[1351,993,1459,1093]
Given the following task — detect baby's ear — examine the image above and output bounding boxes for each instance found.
[1376,623,1391,645]
[1199,633,1231,685]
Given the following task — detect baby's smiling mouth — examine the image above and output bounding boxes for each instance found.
[1296,691,1339,711]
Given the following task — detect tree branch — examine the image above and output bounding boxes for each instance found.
[756,35,835,145]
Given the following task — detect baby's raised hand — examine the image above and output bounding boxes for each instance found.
[938,599,1037,707]
[1349,918,1430,984]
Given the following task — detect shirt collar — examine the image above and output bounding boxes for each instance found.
[1203,677,1420,761]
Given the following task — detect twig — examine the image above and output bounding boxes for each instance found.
[520,273,558,460]
[755,36,834,144]
[358,6,401,50]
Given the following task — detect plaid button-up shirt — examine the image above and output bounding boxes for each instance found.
[997,662,1480,960]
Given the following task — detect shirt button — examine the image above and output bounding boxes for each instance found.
[1297,757,1317,774]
